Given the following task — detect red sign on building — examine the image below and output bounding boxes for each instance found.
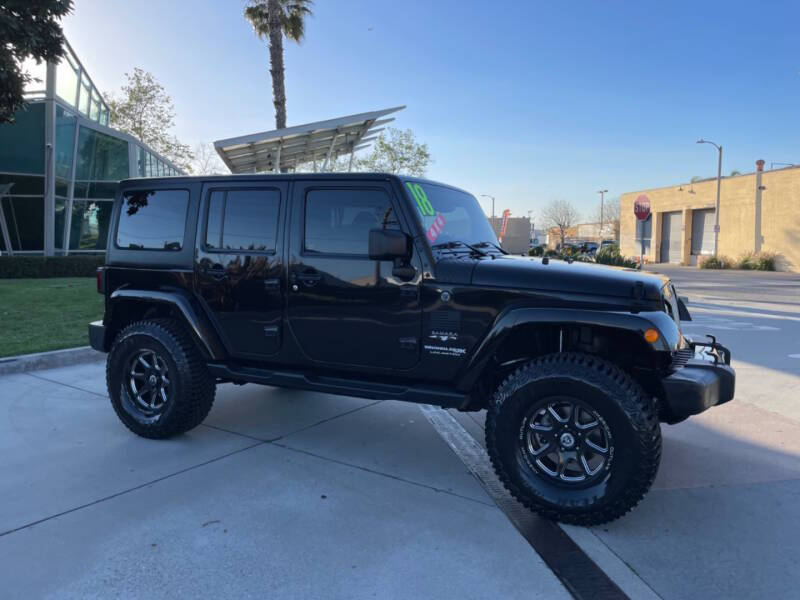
[634,194,651,221]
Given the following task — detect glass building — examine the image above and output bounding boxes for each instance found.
[0,41,183,256]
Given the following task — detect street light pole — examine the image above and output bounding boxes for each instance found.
[597,189,608,238]
[697,139,722,256]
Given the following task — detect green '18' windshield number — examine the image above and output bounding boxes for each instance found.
[406,182,434,217]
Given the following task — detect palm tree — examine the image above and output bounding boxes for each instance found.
[244,0,313,130]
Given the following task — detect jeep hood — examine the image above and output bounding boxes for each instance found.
[469,255,666,301]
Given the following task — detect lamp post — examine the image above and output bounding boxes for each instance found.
[697,139,722,257]
[597,189,608,238]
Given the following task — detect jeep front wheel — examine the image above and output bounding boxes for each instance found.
[107,319,216,439]
[486,352,661,525]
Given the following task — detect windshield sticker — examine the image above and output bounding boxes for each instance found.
[406,182,435,216]
[426,213,446,243]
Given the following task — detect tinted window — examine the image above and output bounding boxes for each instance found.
[305,188,398,256]
[205,189,280,252]
[116,189,188,250]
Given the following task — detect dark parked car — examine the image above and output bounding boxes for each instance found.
[89,174,735,525]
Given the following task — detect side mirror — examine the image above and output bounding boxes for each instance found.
[369,229,411,261]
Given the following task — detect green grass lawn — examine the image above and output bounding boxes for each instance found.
[0,278,104,358]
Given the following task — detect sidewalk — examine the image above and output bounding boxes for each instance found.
[0,362,568,600]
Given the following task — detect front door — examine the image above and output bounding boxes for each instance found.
[194,181,287,359]
[286,180,422,370]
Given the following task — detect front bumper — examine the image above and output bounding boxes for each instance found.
[660,338,735,424]
[88,321,107,353]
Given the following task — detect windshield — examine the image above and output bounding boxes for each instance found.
[402,180,498,249]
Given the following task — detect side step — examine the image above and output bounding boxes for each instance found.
[207,363,468,408]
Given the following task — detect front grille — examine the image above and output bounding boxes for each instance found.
[670,347,694,370]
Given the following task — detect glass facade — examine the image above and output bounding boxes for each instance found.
[0,42,183,255]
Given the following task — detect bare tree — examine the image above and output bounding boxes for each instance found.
[589,198,621,241]
[541,199,579,247]
[192,142,229,175]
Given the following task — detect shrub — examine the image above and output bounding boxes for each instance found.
[544,248,560,258]
[699,255,734,269]
[595,245,638,268]
[528,245,545,257]
[736,252,756,270]
[0,255,105,278]
[754,251,777,271]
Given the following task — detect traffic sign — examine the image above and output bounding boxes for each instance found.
[634,194,651,221]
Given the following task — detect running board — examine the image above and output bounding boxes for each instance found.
[207,363,468,408]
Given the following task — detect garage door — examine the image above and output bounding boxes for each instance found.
[660,211,682,263]
[691,208,715,256]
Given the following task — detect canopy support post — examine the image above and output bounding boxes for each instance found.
[322,133,339,172]
[274,142,282,174]
[348,147,355,172]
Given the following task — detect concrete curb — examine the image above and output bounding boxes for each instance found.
[0,346,104,376]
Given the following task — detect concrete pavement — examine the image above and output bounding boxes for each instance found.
[0,362,569,600]
[1,266,799,599]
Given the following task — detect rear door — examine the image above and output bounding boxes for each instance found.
[285,179,422,370]
[194,181,287,359]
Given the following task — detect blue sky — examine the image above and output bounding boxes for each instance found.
[64,0,800,220]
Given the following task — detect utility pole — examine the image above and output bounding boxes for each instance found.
[697,139,722,256]
[597,189,608,238]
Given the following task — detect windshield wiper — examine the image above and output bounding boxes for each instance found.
[430,240,488,257]
[474,241,508,255]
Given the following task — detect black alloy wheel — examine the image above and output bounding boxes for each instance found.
[486,352,661,525]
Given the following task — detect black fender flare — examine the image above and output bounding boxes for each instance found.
[108,288,227,361]
[456,306,680,393]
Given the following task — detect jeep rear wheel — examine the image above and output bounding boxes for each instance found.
[486,352,661,525]
[107,319,216,439]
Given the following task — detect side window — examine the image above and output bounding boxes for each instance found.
[116,189,189,250]
[205,188,280,252]
[304,188,398,256]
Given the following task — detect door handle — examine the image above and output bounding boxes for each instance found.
[295,270,322,287]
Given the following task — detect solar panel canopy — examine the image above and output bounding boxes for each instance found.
[214,106,404,174]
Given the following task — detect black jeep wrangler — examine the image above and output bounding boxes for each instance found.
[89,174,734,525]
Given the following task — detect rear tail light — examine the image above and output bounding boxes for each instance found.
[96,267,105,295]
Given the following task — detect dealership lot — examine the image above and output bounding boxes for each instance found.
[1,266,799,599]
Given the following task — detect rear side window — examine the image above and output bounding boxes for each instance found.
[116,189,189,250]
[205,188,280,252]
[304,188,398,256]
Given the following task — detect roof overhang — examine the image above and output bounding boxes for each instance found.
[213,106,405,174]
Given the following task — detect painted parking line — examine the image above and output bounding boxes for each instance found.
[420,404,636,600]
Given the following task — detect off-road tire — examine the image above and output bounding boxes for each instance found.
[107,319,216,439]
[486,352,661,525]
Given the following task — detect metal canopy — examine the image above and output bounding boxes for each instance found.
[214,106,405,174]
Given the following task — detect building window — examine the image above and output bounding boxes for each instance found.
[304,188,397,256]
[55,56,79,105]
[137,147,146,177]
[54,197,67,250]
[55,106,76,179]
[0,196,44,251]
[69,200,114,250]
[116,189,188,250]
[205,189,280,252]
[0,103,45,174]
[76,126,129,181]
